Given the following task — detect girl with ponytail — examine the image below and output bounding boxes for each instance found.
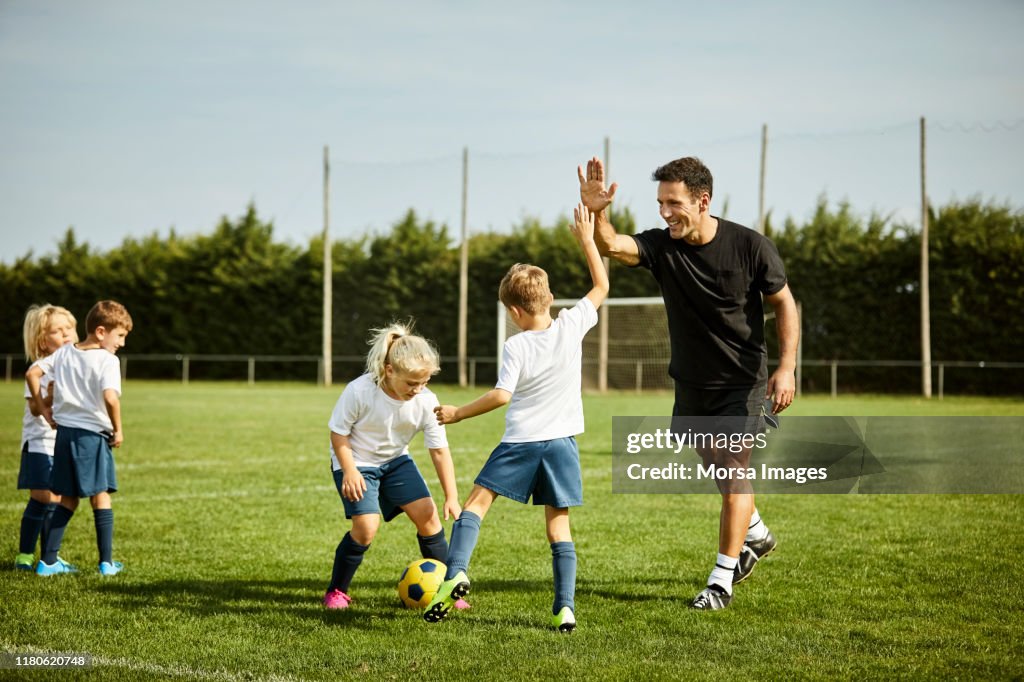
[322,320,467,611]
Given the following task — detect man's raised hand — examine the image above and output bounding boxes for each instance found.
[577,156,618,212]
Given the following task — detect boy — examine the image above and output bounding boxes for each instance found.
[424,203,608,632]
[26,300,133,576]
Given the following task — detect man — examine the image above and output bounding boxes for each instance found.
[578,155,799,610]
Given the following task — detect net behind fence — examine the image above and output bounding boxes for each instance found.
[498,297,672,391]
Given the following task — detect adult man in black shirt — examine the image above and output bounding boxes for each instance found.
[578,155,799,610]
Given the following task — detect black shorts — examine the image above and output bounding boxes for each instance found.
[672,382,767,418]
[672,383,769,487]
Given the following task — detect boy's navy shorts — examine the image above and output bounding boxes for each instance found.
[17,443,54,490]
[475,436,582,508]
[51,426,118,497]
[333,454,432,522]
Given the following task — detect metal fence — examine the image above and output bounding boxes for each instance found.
[2,354,497,388]
[4,353,1022,399]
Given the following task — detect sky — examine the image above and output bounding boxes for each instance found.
[1,0,1022,263]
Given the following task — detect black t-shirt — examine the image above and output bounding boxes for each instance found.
[632,218,788,388]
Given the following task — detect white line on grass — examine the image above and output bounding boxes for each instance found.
[116,453,321,471]
[136,484,336,504]
[0,484,336,511]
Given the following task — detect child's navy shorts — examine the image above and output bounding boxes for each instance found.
[475,436,582,508]
[17,443,54,490]
[51,425,117,497]
[332,454,432,522]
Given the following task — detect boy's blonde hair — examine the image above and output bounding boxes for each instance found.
[85,300,133,335]
[365,320,440,386]
[499,263,552,315]
[23,304,78,362]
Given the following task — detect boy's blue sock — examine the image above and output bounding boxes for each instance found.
[41,505,74,564]
[19,499,49,555]
[329,532,369,593]
[444,510,481,579]
[551,541,577,615]
[417,529,448,563]
[94,509,114,564]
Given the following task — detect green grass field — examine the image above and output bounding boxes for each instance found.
[1,382,1023,680]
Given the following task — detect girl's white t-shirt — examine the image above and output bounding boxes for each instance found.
[22,359,56,454]
[35,343,122,434]
[328,373,448,469]
[496,297,599,443]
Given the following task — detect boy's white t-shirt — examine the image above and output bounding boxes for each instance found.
[496,297,599,443]
[328,373,448,470]
[22,360,56,454]
[35,343,122,434]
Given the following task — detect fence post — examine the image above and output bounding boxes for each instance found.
[469,359,476,389]
[183,356,190,385]
[830,361,838,398]
[120,355,127,380]
[248,357,256,386]
[938,363,944,400]
[635,361,643,393]
[5,355,12,383]
[796,301,803,398]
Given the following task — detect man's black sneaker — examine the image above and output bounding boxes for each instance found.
[733,530,777,584]
[690,584,732,610]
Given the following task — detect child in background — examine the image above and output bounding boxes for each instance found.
[26,300,132,576]
[323,321,466,610]
[15,304,77,571]
[424,203,608,632]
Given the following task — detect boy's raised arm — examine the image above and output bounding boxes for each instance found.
[571,203,610,310]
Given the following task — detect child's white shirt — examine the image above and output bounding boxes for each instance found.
[328,373,448,470]
[22,360,56,454]
[35,343,121,434]
[496,297,598,443]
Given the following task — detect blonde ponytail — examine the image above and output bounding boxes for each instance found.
[365,320,440,386]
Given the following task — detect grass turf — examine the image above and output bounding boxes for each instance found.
[1,382,1022,680]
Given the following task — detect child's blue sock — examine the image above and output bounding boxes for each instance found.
[41,503,57,554]
[417,529,448,562]
[444,510,481,579]
[329,532,369,593]
[94,509,114,564]
[551,541,577,615]
[41,505,74,564]
[19,499,49,555]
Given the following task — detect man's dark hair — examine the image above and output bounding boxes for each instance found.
[651,157,713,200]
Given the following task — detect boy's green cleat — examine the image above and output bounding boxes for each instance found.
[423,571,470,623]
[15,553,35,571]
[551,606,576,633]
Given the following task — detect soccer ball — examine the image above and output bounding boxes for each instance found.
[397,558,446,609]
